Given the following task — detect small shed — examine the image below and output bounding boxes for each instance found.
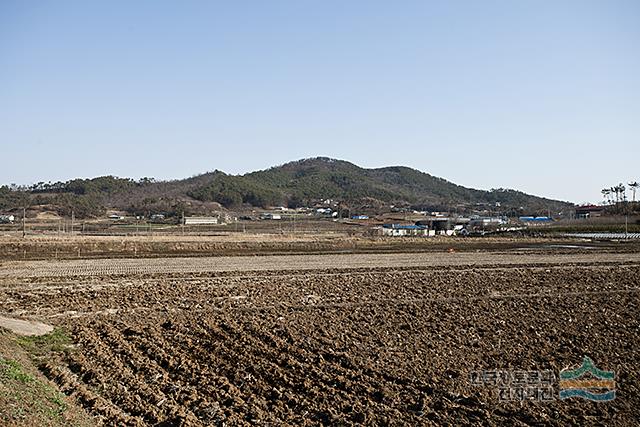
[0,214,15,224]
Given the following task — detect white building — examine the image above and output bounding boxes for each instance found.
[184,216,219,225]
[381,224,432,237]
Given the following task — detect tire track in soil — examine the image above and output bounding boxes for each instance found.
[69,325,172,424]
[123,323,252,425]
[198,319,382,423]
[94,323,203,424]
[160,318,326,424]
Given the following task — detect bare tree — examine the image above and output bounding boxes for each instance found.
[618,183,627,202]
[629,181,639,202]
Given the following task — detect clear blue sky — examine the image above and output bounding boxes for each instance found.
[1,1,638,203]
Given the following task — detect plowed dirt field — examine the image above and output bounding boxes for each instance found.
[1,252,639,425]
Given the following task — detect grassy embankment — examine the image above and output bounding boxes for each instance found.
[0,328,93,426]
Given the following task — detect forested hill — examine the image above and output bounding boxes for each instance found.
[1,157,573,218]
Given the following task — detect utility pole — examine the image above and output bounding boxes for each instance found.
[22,207,26,238]
[625,215,628,237]
[71,210,75,235]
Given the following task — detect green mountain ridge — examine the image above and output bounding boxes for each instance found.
[1,157,573,218]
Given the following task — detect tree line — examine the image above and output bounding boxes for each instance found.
[601,181,639,204]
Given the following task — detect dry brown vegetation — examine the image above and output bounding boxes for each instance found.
[1,232,636,261]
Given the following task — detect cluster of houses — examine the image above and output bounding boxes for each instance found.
[49,194,605,235]
[378,213,577,237]
[380,216,527,237]
[99,208,556,236]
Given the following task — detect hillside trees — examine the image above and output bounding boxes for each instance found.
[188,173,283,208]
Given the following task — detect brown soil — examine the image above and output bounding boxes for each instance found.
[1,251,638,425]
